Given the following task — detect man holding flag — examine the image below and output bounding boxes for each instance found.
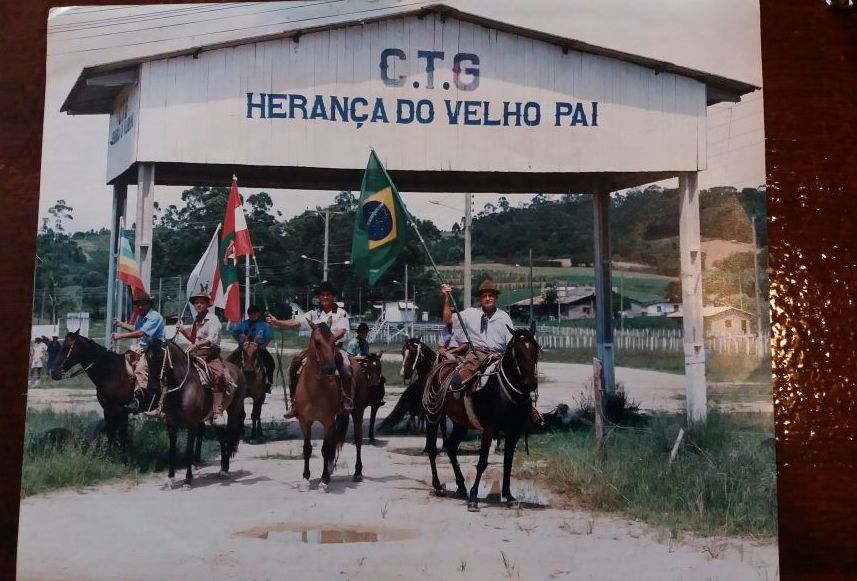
[112,290,165,414]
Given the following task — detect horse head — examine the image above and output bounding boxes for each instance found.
[400,338,422,384]
[361,352,385,389]
[505,324,541,392]
[51,330,84,380]
[308,321,337,376]
[241,337,260,375]
[157,338,188,390]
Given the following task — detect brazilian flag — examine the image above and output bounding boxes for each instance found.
[351,150,409,285]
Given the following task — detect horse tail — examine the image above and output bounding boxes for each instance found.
[226,381,246,458]
[378,379,422,433]
[333,411,349,466]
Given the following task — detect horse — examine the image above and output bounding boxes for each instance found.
[50,330,137,448]
[349,352,385,482]
[378,338,447,449]
[226,338,268,441]
[157,339,246,486]
[422,324,541,512]
[294,322,350,491]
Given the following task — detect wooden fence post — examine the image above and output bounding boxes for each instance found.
[593,357,605,455]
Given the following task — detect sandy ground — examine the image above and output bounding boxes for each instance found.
[18,362,778,580]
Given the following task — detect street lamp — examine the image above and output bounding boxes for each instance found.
[300,254,350,279]
[252,279,268,305]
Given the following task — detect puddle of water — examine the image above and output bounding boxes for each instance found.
[236,524,418,544]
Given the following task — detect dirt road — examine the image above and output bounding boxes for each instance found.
[18,362,777,580]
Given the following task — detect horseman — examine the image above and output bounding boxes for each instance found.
[231,305,276,393]
[148,289,233,426]
[440,280,543,425]
[346,322,371,359]
[266,281,353,418]
[111,291,166,414]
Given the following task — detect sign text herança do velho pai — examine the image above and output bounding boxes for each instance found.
[246,49,598,129]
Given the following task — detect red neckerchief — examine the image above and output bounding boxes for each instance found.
[190,311,207,343]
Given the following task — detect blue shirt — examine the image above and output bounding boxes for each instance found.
[346,336,370,357]
[134,309,165,349]
[231,318,273,346]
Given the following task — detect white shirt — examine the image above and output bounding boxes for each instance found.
[191,311,221,347]
[300,306,350,345]
[452,307,514,352]
[31,342,48,367]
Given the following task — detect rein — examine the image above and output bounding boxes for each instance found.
[60,338,98,379]
[160,342,192,394]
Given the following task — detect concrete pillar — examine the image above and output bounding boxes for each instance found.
[593,188,616,395]
[679,172,707,423]
[105,184,127,349]
[136,163,155,292]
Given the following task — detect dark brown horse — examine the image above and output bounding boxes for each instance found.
[422,325,541,511]
[226,339,268,441]
[294,322,349,491]
[349,352,385,482]
[158,339,245,486]
[51,331,138,448]
[378,338,447,448]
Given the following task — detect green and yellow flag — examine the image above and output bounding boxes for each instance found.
[351,150,409,285]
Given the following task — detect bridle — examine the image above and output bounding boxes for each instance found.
[496,333,540,400]
[159,341,192,394]
[58,336,97,379]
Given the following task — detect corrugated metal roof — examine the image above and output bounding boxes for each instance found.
[62,2,758,115]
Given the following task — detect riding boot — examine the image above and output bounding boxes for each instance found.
[143,385,167,420]
[210,392,227,427]
[124,389,144,414]
[283,382,298,419]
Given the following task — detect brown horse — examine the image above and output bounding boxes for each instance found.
[422,324,541,511]
[50,331,140,448]
[158,339,245,486]
[350,352,385,482]
[294,322,349,491]
[226,339,268,441]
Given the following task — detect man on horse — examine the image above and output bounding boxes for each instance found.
[111,290,166,414]
[150,290,234,426]
[231,305,276,392]
[346,322,371,359]
[266,281,353,418]
[441,280,543,425]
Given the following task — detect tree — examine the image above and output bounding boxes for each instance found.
[543,283,558,309]
[47,200,74,234]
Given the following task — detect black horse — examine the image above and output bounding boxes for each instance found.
[51,331,143,448]
[421,324,541,511]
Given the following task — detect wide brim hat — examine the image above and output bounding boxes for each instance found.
[132,290,153,305]
[188,291,212,304]
[475,279,501,296]
[314,281,338,296]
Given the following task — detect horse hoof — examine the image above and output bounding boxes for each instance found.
[319,482,329,493]
[467,501,480,512]
[353,473,363,483]
[182,482,192,490]
[505,499,521,509]
[217,470,230,479]
[368,438,377,445]
[434,488,447,498]
[162,478,175,490]
[298,480,310,492]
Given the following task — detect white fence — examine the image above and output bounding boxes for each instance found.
[355,322,769,358]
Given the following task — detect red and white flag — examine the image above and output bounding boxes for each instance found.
[219,176,253,322]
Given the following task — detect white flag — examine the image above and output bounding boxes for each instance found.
[186,224,226,309]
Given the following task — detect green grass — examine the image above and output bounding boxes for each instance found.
[21,409,222,497]
[519,412,777,538]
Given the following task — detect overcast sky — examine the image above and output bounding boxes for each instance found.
[41,0,764,233]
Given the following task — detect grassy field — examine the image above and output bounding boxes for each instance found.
[519,411,777,538]
[21,410,224,497]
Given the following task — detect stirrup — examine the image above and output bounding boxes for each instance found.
[124,396,142,414]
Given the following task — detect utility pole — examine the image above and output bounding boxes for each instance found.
[529,248,534,324]
[323,208,330,281]
[738,271,744,310]
[751,216,763,337]
[464,192,472,307]
[245,255,251,315]
[158,277,163,312]
[358,286,362,322]
[40,290,46,324]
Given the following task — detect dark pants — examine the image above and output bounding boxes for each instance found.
[258,347,275,385]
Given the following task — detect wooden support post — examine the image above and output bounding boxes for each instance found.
[669,428,685,465]
[593,187,616,395]
[136,163,155,293]
[105,184,127,350]
[679,172,707,423]
[593,357,605,454]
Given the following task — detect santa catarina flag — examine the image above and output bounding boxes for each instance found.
[351,150,409,285]
[219,177,253,322]
[117,217,145,292]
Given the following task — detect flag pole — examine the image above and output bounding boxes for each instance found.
[251,254,270,313]
[367,148,476,355]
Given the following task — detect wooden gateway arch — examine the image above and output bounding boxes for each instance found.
[61,4,758,423]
